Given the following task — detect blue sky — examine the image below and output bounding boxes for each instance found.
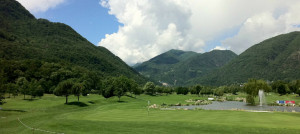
[17,0,300,65]
[32,0,120,45]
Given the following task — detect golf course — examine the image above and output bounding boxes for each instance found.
[1,93,300,134]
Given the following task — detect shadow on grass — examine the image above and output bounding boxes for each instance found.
[117,100,127,103]
[24,99,38,101]
[88,101,95,104]
[66,102,88,107]
[1,109,26,112]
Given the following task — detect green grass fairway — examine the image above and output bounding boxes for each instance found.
[1,94,300,134]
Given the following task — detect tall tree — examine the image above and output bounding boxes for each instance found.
[113,76,130,101]
[101,78,114,99]
[54,80,74,104]
[28,79,39,99]
[128,79,141,98]
[16,77,29,99]
[0,82,5,104]
[244,79,271,105]
[72,83,83,102]
[5,83,18,98]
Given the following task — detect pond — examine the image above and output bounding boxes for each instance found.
[172,101,300,112]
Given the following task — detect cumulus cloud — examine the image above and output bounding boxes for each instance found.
[99,0,204,65]
[222,2,300,54]
[98,0,300,65]
[17,0,66,13]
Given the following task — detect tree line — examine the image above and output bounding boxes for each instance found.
[0,60,299,105]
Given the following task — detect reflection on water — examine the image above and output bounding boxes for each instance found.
[172,101,300,112]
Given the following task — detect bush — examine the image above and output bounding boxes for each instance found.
[175,87,189,95]
[214,88,224,97]
[246,95,255,105]
[162,87,172,95]
[143,82,156,95]
[200,88,213,96]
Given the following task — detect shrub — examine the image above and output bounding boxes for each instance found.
[175,87,189,95]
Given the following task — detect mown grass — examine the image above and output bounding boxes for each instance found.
[0,93,300,134]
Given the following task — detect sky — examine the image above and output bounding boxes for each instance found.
[17,0,300,65]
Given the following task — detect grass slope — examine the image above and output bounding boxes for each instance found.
[1,94,300,134]
[134,50,237,86]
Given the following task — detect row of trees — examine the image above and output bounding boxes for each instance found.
[142,82,241,97]
[1,60,299,105]
[243,79,300,105]
[0,59,103,104]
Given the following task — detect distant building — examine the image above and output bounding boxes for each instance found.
[162,83,169,86]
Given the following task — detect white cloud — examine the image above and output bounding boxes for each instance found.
[98,0,300,65]
[16,0,66,13]
[222,2,300,54]
[212,46,227,51]
[99,0,204,65]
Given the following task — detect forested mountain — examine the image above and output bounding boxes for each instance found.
[134,49,237,86]
[0,0,147,84]
[191,31,300,86]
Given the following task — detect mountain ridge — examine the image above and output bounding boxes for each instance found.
[191,31,300,86]
[0,0,147,84]
[134,49,237,86]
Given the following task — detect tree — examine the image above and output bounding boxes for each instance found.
[0,83,5,104]
[34,85,44,98]
[155,86,163,95]
[113,76,131,101]
[296,88,300,96]
[101,76,133,101]
[277,84,289,95]
[72,83,83,102]
[175,87,189,95]
[224,85,240,95]
[143,82,156,95]
[54,80,74,104]
[272,81,290,95]
[214,87,224,97]
[128,80,141,98]
[244,79,271,105]
[131,86,142,98]
[288,80,300,93]
[190,85,202,96]
[101,78,114,99]
[200,88,213,96]
[163,87,172,95]
[81,80,90,96]
[6,83,18,98]
[28,79,39,99]
[16,77,29,99]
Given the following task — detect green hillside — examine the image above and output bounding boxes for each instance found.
[134,49,237,86]
[192,31,300,86]
[0,0,146,84]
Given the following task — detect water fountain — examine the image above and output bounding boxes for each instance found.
[258,90,266,106]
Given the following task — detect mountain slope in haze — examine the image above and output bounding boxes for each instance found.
[192,31,300,86]
[0,0,147,83]
[134,49,237,86]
